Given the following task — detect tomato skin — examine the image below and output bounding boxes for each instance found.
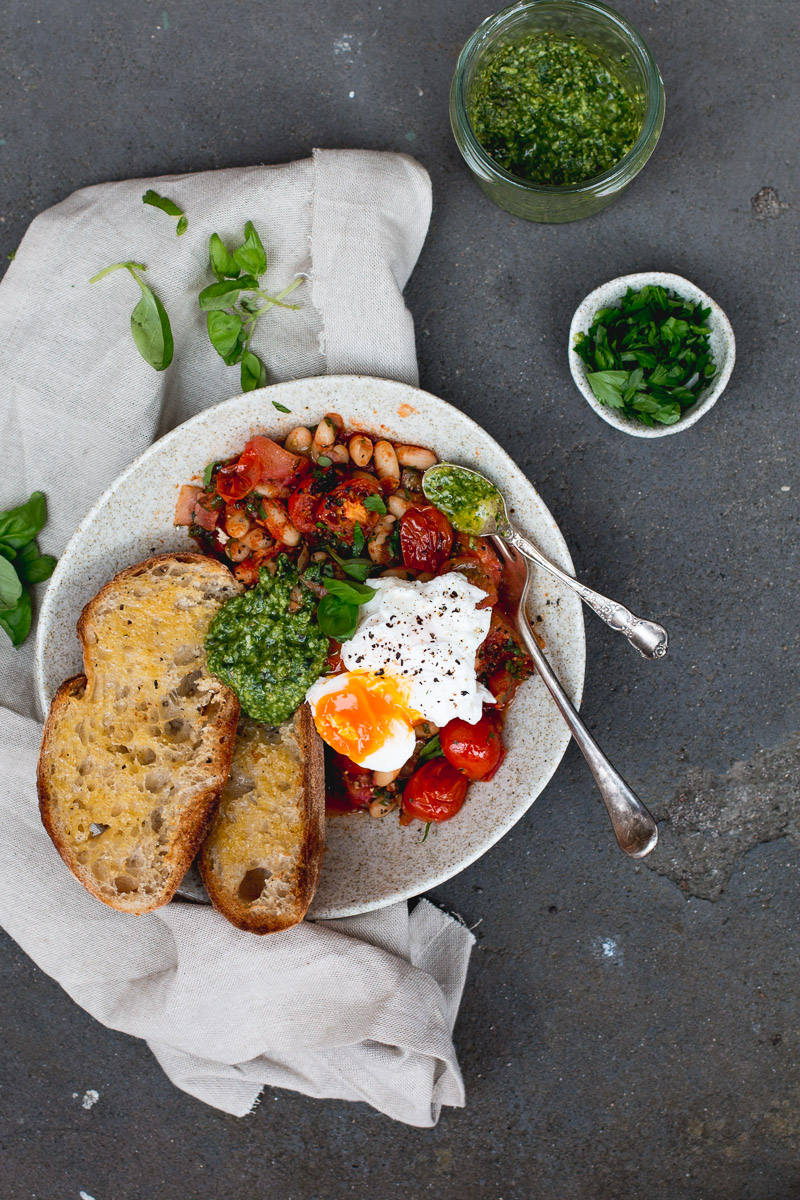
[440,712,506,781]
[317,476,383,544]
[216,448,261,501]
[437,555,498,607]
[402,759,468,823]
[288,477,322,533]
[453,532,502,588]
[400,505,454,573]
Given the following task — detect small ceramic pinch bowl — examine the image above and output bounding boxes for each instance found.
[568,271,736,438]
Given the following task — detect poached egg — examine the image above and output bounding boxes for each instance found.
[305,573,494,771]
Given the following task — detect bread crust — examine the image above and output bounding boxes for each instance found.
[37,554,243,916]
[199,703,326,934]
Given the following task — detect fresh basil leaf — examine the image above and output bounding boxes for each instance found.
[240,351,267,393]
[324,577,376,605]
[363,494,387,514]
[202,461,219,490]
[316,594,359,641]
[142,189,183,218]
[209,233,240,281]
[176,215,188,236]
[352,521,365,555]
[327,547,375,582]
[0,491,47,549]
[15,540,56,584]
[0,589,31,648]
[206,311,243,361]
[272,401,291,413]
[233,220,267,278]
[587,371,627,408]
[198,276,260,311]
[0,556,23,608]
[130,274,174,371]
[417,734,443,765]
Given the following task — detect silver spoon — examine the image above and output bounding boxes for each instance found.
[494,538,658,858]
[422,463,668,660]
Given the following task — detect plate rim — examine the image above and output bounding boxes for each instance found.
[35,374,586,916]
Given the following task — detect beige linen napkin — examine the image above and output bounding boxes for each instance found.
[0,149,474,1125]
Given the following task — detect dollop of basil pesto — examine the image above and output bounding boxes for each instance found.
[205,556,328,725]
[423,464,504,537]
[468,32,642,186]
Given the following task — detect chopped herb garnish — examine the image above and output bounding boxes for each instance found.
[272,401,292,413]
[142,189,187,236]
[574,285,717,428]
[363,494,387,514]
[417,734,443,765]
[202,460,219,490]
[317,454,332,468]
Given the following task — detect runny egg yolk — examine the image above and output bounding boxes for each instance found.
[308,671,421,770]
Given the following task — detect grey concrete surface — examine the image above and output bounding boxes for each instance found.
[0,2,797,1198]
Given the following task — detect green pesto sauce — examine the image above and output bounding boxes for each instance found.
[468,32,641,186]
[205,556,328,726]
[423,465,503,537]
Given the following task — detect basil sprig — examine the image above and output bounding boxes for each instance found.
[574,285,717,427]
[0,491,56,647]
[316,577,375,642]
[142,189,188,236]
[199,221,303,394]
[90,261,174,371]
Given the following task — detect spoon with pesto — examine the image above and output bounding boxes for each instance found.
[422,463,669,660]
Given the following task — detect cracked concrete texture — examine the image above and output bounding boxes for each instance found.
[646,733,800,900]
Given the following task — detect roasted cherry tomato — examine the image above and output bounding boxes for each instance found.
[288,476,323,534]
[316,476,383,544]
[440,711,506,781]
[402,758,468,823]
[453,531,503,588]
[215,447,262,501]
[437,555,498,608]
[400,505,454,573]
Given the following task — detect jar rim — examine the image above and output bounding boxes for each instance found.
[452,0,666,195]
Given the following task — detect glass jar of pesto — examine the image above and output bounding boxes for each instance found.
[450,0,665,223]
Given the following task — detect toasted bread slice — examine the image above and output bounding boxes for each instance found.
[37,554,243,915]
[199,704,325,933]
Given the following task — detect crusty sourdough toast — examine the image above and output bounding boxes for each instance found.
[37,554,243,915]
[199,704,325,933]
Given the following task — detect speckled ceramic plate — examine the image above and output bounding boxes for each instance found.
[35,376,585,918]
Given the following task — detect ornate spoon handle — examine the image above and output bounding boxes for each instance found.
[503,525,669,660]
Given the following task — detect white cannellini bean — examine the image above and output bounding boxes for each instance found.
[373,440,400,483]
[310,415,338,459]
[394,444,438,470]
[260,500,301,546]
[326,444,350,465]
[284,426,312,454]
[369,797,397,818]
[241,527,272,552]
[387,493,411,519]
[348,434,373,468]
[225,538,250,563]
[225,507,251,539]
[368,513,396,564]
[372,768,401,786]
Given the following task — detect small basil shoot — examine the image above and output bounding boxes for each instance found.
[417,734,443,765]
[142,189,188,236]
[574,284,717,427]
[199,222,304,393]
[0,490,56,648]
[90,261,173,371]
[327,546,375,582]
[272,401,291,413]
[363,494,387,514]
[316,577,375,642]
[352,521,366,555]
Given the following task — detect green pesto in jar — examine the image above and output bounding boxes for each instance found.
[468,32,641,186]
[205,555,328,726]
[422,465,504,537]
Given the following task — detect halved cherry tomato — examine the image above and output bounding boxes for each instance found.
[316,476,383,544]
[440,711,506,781]
[215,447,262,501]
[400,505,454,573]
[402,758,468,823]
[437,555,498,607]
[288,476,323,534]
[452,531,503,587]
[477,608,532,680]
[332,752,375,809]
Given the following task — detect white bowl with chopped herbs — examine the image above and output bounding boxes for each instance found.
[568,272,736,438]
